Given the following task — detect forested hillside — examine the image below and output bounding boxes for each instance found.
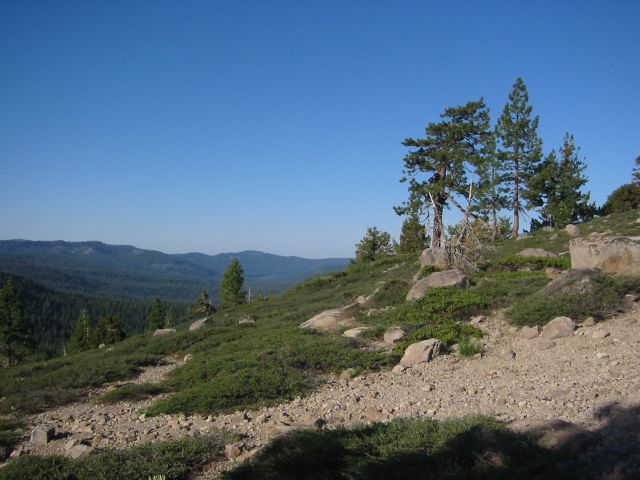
[0,241,350,302]
[0,272,183,358]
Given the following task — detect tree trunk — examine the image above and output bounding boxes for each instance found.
[491,208,497,241]
[512,159,520,236]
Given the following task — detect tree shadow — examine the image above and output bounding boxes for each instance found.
[223,405,640,480]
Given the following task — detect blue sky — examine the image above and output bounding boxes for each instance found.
[1,1,638,258]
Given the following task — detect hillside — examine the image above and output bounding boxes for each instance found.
[0,272,185,358]
[2,212,640,479]
[0,240,350,302]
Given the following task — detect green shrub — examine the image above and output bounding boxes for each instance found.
[458,336,483,356]
[509,275,640,326]
[370,279,409,307]
[491,255,571,272]
[471,271,550,307]
[416,264,442,279]
[396,320,483,350]
[0,437,225,480]
[398,287,490,326]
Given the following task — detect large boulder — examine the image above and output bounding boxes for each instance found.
[541,316,575,340]
[400,338,444,366]
[517,248,556,257]
[300,302,361,332]
[419,248,447,268]
[406,270,467,301]
[342,327,369,338]
[570,236,640,276]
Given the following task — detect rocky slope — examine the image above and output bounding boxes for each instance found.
[13,303,640,479]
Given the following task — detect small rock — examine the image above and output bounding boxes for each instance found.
[238,315,257,325]
[596,352,610,359]
[535,338,556,350]
[68,444,94,459]
[541,316,575,340]
[383,327,406,344]
[517,248,556,257]
[189,317,208,331]
[9,445,23,458]
[582,317,596,327]
[342,327,369,338]
[470,315,485,325]
[502,347,516,360]
[392,364,408,374]
[183,354,194,362]
[339,368,357,382]
[400,339,444,366]
[30,425,55,445]
[564,224,580,237]
[153,328,176,336]
[364,406,384,422]
[592,328,610,339]
[521,325,540,339]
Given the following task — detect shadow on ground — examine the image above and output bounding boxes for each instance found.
[224,403,640,480]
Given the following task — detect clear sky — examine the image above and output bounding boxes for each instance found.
[1,1,638,258]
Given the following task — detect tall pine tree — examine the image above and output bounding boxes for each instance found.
[400,99,491,248]
[220,259,245,309]
[66,309,92,354]
[529,133,593,227]
[398,214,428,254]
[495,78,543,235]
[147,297,165,331]
[474,133,508,240]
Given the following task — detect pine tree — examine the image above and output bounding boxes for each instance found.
[354,226,394,262]
[475,133,508,240]
[495,78,543,235]
[147,297,165,331]
[92,314,126,346]
[195,289,216,317]
[164,307,176,327]
[66,309,92,354]
[220,259,245,308]
[400,99,491,248]
[529,133,593,227]
[397,214,428,254]
[0,277,33,365]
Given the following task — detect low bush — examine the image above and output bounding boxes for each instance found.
[0,436,225,480]
[396,320,483,351]
[369,279,409,307]
[99,383,169,404]
[471,271,550,307]
[490,255,571,272]
[509,275,640,326]
[416,264,442,279]
[398,287,490,326]
[458,336,483,356]
[224,416,563,480]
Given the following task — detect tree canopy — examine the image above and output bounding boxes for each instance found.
[220,260,245,308]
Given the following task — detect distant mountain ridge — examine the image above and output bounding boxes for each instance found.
[0,240,351,302]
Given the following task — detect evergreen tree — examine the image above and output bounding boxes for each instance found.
[66,309,92,354]
[602,183,640,214]
[399,99,491,248]
[354,226,394,262]
[91,314,126,346]
[195,289,216,317]
[475,133,508,240]
[220,260,245,308]
[147,297,165,331]
[495,78,543,235]
[633,155,640,185]
[529,134,593,227]
[164,307,176,327]
[397,214,428,254]
[0,277,33,365]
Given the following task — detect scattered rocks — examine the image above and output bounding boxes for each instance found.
[406,270,467,301]
[383,327,406,344]
[400,339,444,366]
[592,328,610,339]
[517,248,556,257]
[339,368,357,382]
[363,406,384,422]
[224,442,246,460]
[189,317,208,331]
[153,328,176,336]
[520,325,540,339]
[540,316,575,340]
[67,443,94,459]
[534,338,556,350]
